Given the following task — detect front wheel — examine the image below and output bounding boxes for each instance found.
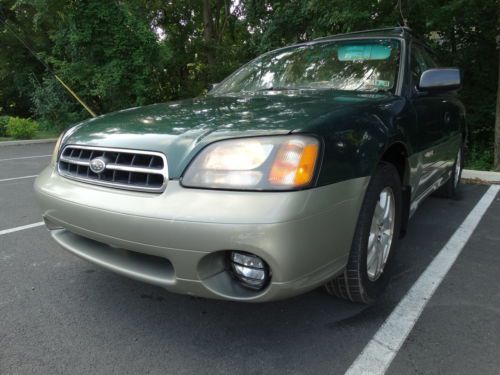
[325,162,402,304]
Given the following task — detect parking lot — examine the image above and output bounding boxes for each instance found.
[1,142,499,375]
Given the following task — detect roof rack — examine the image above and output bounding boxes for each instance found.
[313,26,412,41]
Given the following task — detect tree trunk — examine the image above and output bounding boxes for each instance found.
[202,0,216,67]
[495,50,500,171]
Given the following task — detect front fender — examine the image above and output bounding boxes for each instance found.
[302,97,415,186]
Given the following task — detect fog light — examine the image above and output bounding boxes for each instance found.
[229,251,270,290]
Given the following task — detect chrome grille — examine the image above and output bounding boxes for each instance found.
[57,145,168,193]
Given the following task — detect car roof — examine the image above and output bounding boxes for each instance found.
[313,27,413,42]
[252,26,423,67]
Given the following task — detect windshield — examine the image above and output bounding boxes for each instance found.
[211,38,400,95]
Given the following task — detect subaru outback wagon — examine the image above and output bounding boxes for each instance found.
[35,27,465,303]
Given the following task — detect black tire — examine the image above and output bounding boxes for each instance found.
[434,145,463,199]
[324,162,402,304]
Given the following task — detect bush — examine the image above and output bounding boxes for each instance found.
[31,77,88,132]
[6,117,39,140]
[0,116,10,137]
[465,145,493,171]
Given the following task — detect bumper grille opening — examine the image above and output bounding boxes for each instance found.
[51,229,175,287]
[58,145,168,193]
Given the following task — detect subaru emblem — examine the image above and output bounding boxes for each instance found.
[89,157,107,174]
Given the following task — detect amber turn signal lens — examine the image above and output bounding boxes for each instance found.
[294,144,319,185]
[268,141,319,187]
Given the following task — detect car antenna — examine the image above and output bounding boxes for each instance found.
[397,0,409,28]
[0,13,97,118]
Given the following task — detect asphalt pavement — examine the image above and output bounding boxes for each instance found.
[0,142,499,375]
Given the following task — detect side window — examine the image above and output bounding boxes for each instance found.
[419,47,439,69]
[410,44,438,87]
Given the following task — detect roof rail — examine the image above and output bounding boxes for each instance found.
[313,26,412,41]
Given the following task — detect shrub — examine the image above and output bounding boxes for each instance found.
[465,145,493,171]
[31,77,88,132]
[6,117,39,140]
[0,116,10,137]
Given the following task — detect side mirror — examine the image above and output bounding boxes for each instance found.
[418,68,461,92]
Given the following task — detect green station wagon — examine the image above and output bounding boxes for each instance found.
[35,27,465,303]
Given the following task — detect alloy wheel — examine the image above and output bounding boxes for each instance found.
[367,187,396,281]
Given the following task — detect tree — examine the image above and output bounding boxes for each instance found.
[46,1,165,114]
[0,0,52,118]
[1,0,170,127]
[150,0,252,97]
[0,0,498,170]
[495,48,500,171]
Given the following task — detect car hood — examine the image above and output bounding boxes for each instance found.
[63,92,391,178]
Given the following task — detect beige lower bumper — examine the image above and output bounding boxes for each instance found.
[35,166,369,302]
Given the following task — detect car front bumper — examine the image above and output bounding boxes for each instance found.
[34,166,369,302]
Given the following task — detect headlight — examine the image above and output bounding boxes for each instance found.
[182,135,319,190]
[50,133,64,166]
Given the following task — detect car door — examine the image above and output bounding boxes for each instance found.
[409,43,450,198]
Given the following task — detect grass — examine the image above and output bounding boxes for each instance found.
[0,129,60,142]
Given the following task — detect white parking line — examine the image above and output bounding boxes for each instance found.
[0,175,38,182]
[0,155,51,162]
[345,184,500,375]
[0,222,45,236]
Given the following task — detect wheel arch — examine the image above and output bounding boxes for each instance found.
[378,141,410,185]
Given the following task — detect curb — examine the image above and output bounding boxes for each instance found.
[0,138,58,147]
[462,169,500,184]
